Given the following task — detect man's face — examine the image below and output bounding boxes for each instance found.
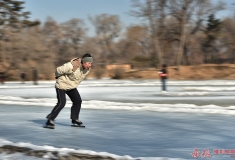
[82,62,92,70]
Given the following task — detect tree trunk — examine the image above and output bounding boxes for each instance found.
[153,36,162,67]
[177,16,186,70]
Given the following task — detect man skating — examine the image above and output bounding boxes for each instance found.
[44,53,93,129]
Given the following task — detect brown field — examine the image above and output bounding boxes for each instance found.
[88,64,235,80]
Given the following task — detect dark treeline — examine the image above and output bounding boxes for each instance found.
[0,0,234,80]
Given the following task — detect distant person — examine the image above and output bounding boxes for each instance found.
[32,68,38,85]
[20,72,26,84]
[158,64,168,92]
[44,53,93,129]
[0,72,6,84]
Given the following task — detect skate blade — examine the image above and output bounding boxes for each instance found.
[71,124,85,128]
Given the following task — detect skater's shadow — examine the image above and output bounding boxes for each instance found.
[31,119,45,126]
[30,119,69,127]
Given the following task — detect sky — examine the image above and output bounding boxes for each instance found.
[23,0,141,36]
[22,0,235,36]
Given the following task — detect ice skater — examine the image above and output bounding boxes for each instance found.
[44,53,93,129]
[158,64,168,92]
[32,68,38,85]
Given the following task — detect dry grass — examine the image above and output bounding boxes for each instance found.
[88,64,235,80]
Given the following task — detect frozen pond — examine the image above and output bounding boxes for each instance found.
[0,79,235,160]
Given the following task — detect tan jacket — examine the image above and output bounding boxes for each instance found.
[55,58,90,90]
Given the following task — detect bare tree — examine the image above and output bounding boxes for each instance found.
[222,17,235,63]
[61,18,87,57]
[130,0,168,67]
[166,0,225,69]
[89,14,122,64]
[125,25,150,56]
[41,17,62,65]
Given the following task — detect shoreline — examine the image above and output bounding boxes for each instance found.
[87,64,235,80]
[2,64,235,81]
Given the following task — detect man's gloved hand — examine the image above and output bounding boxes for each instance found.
[72,58,81,71]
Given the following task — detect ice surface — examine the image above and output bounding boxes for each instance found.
[0,79,235,160]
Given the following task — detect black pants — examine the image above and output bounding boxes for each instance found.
[161,79,167,91]
[47,88,82,121]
